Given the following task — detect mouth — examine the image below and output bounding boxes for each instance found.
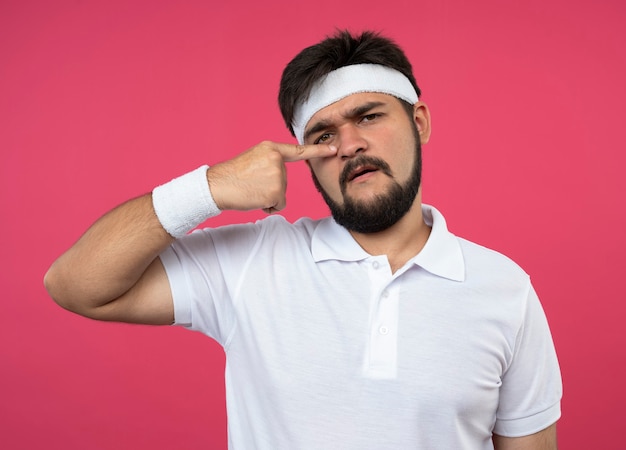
[339,156,392,189]
[347,165,380,182]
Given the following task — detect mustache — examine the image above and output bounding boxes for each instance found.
[339,156,393,187]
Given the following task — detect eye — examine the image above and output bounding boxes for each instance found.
[314,133,333,144]
[361,113,380,123]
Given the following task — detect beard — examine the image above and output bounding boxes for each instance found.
[311,128,422,234]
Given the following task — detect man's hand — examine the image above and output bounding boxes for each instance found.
[207,141,337,214]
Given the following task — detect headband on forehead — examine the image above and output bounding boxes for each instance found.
[292,64,419,144]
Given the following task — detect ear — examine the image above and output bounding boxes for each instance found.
[413,101,431,145]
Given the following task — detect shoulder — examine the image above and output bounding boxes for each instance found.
[456,237,532,299]
[257,215,325,240]
[458,237,528,276]
[185,215,326,250]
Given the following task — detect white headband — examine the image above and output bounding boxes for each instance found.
[292,63,419,144]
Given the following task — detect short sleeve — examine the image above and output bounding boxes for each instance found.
[493,284,563,436]
[159,221,265,346]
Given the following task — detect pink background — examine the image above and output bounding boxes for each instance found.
[2,0,625,448]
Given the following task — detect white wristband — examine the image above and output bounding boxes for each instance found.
[152,165,221,238]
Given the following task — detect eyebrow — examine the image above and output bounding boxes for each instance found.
[303,101,386,143]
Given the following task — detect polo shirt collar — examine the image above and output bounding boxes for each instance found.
[413,204,465,281]
[311,204,465,282]
[311,217,371,263]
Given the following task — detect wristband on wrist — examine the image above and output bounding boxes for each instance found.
[152,165,221,238]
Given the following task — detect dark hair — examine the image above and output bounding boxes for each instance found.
[278,30,421,136]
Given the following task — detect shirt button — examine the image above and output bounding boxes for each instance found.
[382,290,390,298]
[379,326,389,335]
[372,261,380,270]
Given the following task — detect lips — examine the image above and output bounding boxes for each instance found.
[340,156,392,187]
[347,165,379,182]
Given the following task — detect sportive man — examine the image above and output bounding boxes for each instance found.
[45,30,562,449]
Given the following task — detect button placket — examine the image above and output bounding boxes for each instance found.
[364,257,399,379]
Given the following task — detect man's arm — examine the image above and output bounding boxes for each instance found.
[44,141,336,324]
[44,193,176,324]
[493,423,557,450]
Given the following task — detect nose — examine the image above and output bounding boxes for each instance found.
[337,124,367,159]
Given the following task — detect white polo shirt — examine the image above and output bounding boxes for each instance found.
[160,205,562,449]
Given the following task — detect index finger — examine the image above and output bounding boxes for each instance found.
[274,142,337,162]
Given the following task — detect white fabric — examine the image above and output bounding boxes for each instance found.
[159,205,562,449]
[292,64,419,144]
[152,165,221,238]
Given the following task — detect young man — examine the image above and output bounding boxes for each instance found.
[45,31,562,449]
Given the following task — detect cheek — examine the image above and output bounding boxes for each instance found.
[309,160,343,197]
[310,160,335,184]
[393,134,419,173]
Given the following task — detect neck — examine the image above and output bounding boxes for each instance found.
[349,192,431,273]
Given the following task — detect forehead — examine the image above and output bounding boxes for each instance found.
[306,92,401,129]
